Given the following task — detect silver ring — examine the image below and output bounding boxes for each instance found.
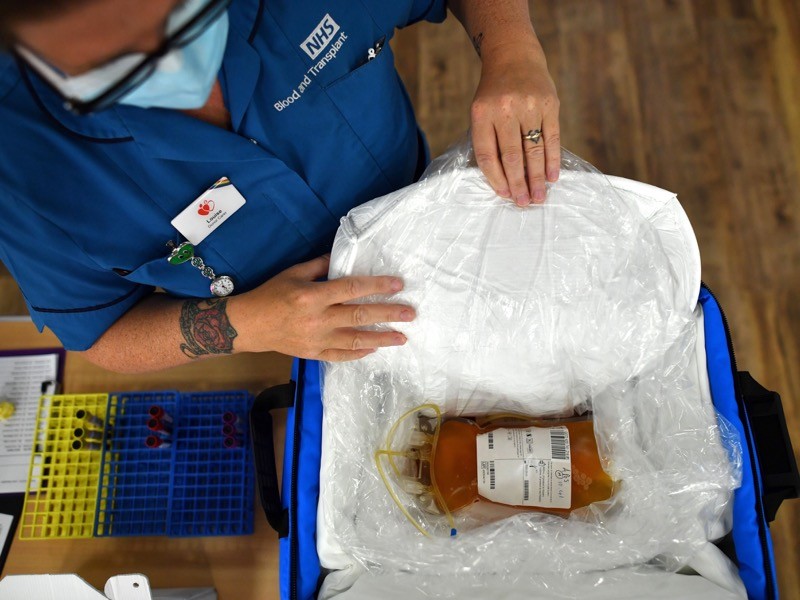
[523,129,542,144]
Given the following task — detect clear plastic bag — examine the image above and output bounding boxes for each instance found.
[318,140,742,591]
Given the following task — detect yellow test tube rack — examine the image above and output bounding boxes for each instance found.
[19,394,114,540]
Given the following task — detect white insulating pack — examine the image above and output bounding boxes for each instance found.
[318,145,744,598]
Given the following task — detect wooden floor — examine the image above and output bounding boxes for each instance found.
[0,262,27,315]
[398,0,800,596]
[0,0,798,597]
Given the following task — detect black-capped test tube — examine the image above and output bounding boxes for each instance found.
[73,427,103,441]
[72,438,101,451]
[75,408,105,429]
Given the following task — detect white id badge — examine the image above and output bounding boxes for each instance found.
[171,177,246,245]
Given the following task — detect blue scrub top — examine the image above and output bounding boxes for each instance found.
[0,0,446,350]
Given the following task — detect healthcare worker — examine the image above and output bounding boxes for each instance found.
[0,0,560,372]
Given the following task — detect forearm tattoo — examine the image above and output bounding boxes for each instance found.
[472,31,484,57]
[179,298,238,359]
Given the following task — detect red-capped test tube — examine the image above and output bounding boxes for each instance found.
[148,405,173,423]
[222,411,240,426]
[147,417,173,435]
[222,423,242,437]
[145,435,171,449]
[223,436,242,449]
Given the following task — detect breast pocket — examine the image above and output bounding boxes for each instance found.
[323,40,420,191]
[117,254,211,299]
[194,189,339,294]
[115,192,331,298]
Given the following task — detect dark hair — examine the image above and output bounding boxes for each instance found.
[0,0,96,48]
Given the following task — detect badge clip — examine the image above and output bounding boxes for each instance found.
[166,241,234,297]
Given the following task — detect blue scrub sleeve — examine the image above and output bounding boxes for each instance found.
[0,191,154,351]
[405,0,448,26]
[375,0,447,29]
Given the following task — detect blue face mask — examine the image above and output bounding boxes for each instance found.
[118,10,229,110]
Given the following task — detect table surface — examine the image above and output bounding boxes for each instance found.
[0,320,290,600]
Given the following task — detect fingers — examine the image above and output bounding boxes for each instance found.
[318,348,376,362]
[267,260,414,360]
[472,99,554,205]
[324,275,404,305]
[469,63,561,205]
[522,125,547,204]
[328,328,407,352]
[496,118,530,207]
[316,307,411,360]
[472,107,510,198]
[292,254,331,280]
[330,303,415,328]
[327,300,414,354]
[542,104,561,183]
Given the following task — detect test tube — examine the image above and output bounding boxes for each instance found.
[221,411,240,426]
[222,423,242,437]
[71,438,101,451]
[145,435,171,449]
[148,406,173,423]
[73,427,103,441]
[147,418,173,435]
[223,436,242,449]
[75,408,105,429]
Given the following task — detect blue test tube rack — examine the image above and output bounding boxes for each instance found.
[93,390,254,538]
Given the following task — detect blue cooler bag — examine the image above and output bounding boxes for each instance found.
[250,283,799,600]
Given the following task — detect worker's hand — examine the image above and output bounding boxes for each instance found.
[470,37,560,207]
[230,255,414,361]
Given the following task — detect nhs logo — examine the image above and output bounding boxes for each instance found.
[301,14,341,59]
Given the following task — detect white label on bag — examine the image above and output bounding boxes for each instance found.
[171,177,246,245]
[476,426,571,509]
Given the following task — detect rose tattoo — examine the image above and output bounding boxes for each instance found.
[179,298,238,359]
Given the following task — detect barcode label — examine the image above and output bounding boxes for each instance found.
[550,428,568,461]
[476,426,571,509]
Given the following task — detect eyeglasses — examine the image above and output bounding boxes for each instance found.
[14,0,232,115]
